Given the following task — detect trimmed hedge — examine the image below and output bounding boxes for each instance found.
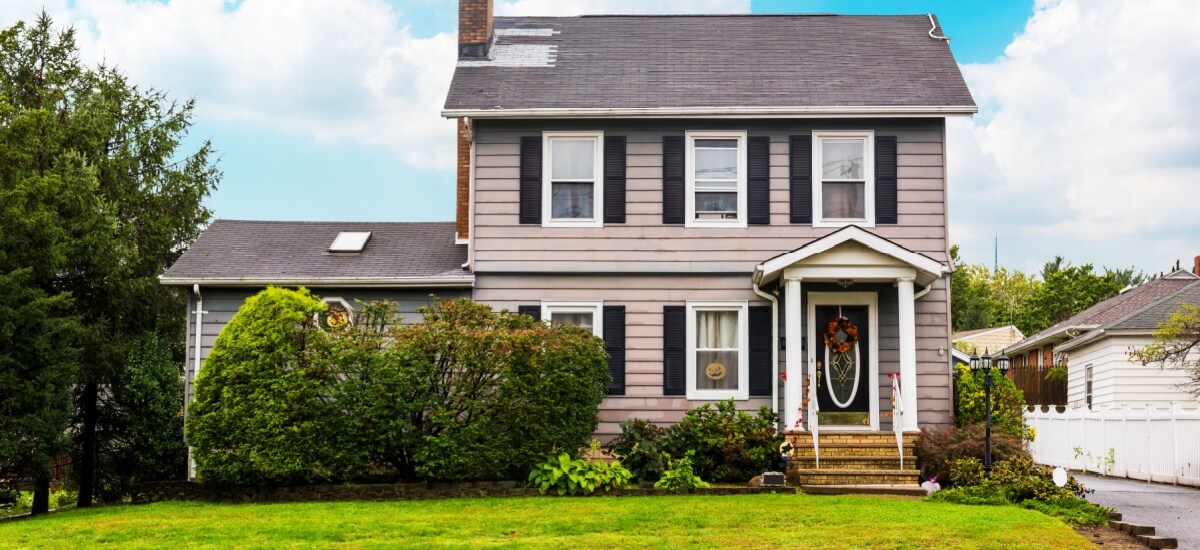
[187,291,610,485]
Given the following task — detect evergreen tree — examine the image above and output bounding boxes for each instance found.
[0,13,219,508]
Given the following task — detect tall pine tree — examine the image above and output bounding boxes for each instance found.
[0,13,219,509]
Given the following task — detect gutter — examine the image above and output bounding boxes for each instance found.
[159,276,475,288]
[1003,324,1098,356]
[442,105,979,119]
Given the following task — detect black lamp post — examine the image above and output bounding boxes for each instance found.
[969,348,1011,476]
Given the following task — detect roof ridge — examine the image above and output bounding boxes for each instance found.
[213,219,455,225]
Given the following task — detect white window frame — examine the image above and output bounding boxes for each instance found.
[685,130,747,228]
[541,301,603,337]
[542,131,604,228]
[813,130,875,228]
[686,301,749,400]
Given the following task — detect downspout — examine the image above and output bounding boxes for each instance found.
[188,284,206,479]
[752,276,780,419]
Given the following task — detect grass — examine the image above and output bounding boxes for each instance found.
[0,493,1096,549]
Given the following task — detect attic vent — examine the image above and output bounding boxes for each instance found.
[329,231,371,252]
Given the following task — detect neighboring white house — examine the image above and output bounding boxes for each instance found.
[1005,268,1200,410]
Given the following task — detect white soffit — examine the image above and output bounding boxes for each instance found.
[329,231,371,252]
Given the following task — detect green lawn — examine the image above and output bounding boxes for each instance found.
[0,494,1094,549]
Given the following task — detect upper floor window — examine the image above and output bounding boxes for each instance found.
[686,131,746,228]
[543,132,603,227]
[814,130,874,227]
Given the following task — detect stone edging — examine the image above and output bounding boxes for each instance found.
[131,480,792,504]
[1106,511,1179,549]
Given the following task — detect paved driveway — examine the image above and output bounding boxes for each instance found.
[1076,474,1200,549]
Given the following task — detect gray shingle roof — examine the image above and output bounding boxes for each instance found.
[444,15,976,115]
[1108,281,1200,331]
[161,220,469,285]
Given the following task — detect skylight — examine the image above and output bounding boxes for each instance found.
[329,231,371,252]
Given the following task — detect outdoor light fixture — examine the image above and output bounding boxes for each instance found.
[969,348,1011,476]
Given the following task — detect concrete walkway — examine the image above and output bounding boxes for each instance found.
[1076,474,1200,549]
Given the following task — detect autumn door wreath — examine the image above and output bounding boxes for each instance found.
[823,317,859,353]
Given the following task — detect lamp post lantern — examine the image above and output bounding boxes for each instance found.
[969,348,1011,476]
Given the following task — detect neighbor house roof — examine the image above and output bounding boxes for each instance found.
[160,220,471,287]
[1057,279,1200,352]
[1006,270,1200,355]
[443,15,976,118]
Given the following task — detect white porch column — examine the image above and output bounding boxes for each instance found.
[784,278,803,429]
[897,277,919,431]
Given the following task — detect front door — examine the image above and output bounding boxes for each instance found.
[813,304,872,428]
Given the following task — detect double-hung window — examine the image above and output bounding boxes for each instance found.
[1084,365,1094,410]
[686,301,748,400]
[543,132,603,227]
[813,131,874,227]
[541,301,603,337]
[686,131,746,228]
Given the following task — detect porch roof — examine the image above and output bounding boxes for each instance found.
[752,226,945,289]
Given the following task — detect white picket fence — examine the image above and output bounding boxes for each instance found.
[1024,403,1200,487]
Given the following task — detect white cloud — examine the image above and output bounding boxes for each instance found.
[949,0,1200,273]
[1,0,459,170]
[496,0,749,16]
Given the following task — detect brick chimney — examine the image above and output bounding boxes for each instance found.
[1194,255,1199,276]
[459,0,493,58]
[456,118,470,241]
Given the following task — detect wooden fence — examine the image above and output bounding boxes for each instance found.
[1008,364,1066,406]
[1025,404,1200,487]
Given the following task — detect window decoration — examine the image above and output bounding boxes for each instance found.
[318,298,354,329]
[686,301,749,400]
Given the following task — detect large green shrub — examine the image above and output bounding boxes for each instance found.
[335,298,610,482]
[953,364,1031,440]
[186,287,354,485]
[916,423,1030,484]
[609,419,668,482]
[613,400,781,483]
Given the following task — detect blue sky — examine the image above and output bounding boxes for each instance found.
[1,0,1197,274]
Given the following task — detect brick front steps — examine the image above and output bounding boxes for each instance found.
[785,431,921,494]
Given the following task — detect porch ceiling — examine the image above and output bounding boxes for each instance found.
[753,226,945,289]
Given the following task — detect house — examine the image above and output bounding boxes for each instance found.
[444,2,974,441]
[166,1,978,486]
[952,325,1025,355]
[1003,262,1200,409]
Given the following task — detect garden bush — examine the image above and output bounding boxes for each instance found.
[527,442,632,496]
[609,419,668,482]
[612,400,781,483]
[186,287,354,486]
[953,364,1031,440]
[930,454,1109,526]
[654,451,710,489]
[916,423,1030,484]
[190,292,611,485]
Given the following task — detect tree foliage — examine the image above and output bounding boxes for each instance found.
[186,288,350,486]
[950,246,1143,335]
[1129,304,1200,397]
[952,364,1030,440]
[0,12,219,506]
[187,292,611,485]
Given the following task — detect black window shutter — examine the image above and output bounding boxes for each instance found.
[604,136,627,224]
[749,306,772,397]
[517,305,541,321]
[662,136,685,224]
[748,136,771,225]
[789,135,812,224]
[519,136,542,224]
[603,306,626,395]
[875,135,898,224]
[662,305,686,396]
